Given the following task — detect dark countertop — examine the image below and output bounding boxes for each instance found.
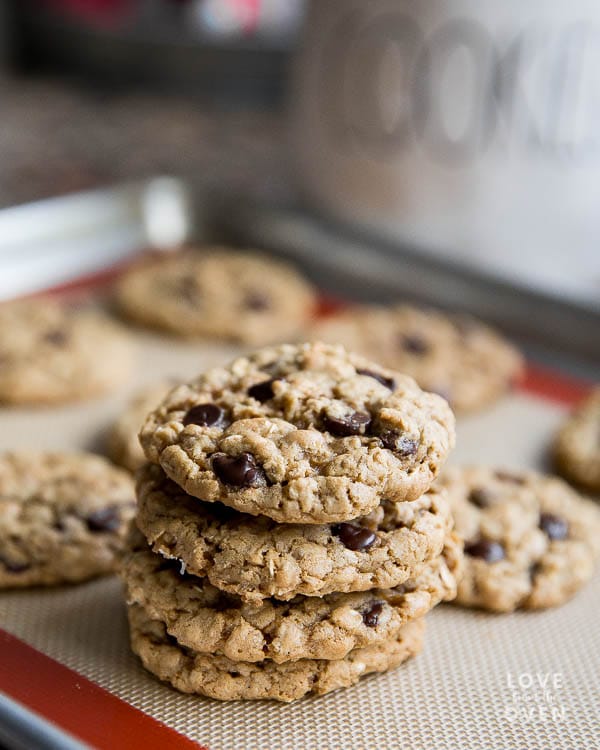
[0,73,288,208]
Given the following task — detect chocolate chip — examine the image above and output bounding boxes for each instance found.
[245,293,270,311]
[333,523,377,551]
[378,430,418,456]
[0,556,30,573]
[323,411,372,437]
[400,334,429,355]
[212,452,265,487]
[177,276,199,304]
[469,488,493,509]
[465,539,505,563]
[86,507,121,533]
[356,369,395,390]
[362,601,384,627]
[183,404,224,427]
[43,329,67,345]
[248,379,277,402]
[539,513,569,541]
[529,561,542,581]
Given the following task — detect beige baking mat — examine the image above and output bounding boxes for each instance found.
[0,330,598,750]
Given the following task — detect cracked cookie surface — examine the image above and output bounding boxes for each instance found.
[116,249,316,345]
[0,451,135,587]
[311,305,523,414]
[136,463,454,601]
[127,603,425,702]
[553,387,600,493]
[121,524,460,662]
[140,342,455,524]
[438,466,600,612]
[0,298,134,405]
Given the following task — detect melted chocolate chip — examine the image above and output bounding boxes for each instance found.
[400,334,429,355]
[43,329,67,346]
[539,513,569,541]
[465,539,505,563]
[248,379,277,402]
[469,488,493,509]
[183,404,224,427]
[212,452,265,487]
[323,411,372,437]
[0,556,30,573]
[245,293,270,311]
[362,601,384,627]
[356,368,395,390]
[333,523,377,551]
[378,430,418,457]
[86,507,121,533]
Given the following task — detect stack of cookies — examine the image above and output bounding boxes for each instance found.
[121,342,462,702]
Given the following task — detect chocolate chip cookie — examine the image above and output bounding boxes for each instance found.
[0,452,135,587]
[116,249,316,345]
[122,524,460,662]
[438,466,600,612]
[107,381,175,472]
[553,387,600,493]
[311,305,523,414]
[127,603,425,702]
[0,298,134,405]
[139,342,455,524]
[136,463,454,602]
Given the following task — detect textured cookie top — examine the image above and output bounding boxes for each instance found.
[122,525,460,663]
[0,298,134,405]
[116,249,316,345]
[140,342,456,523]
[128,603,425,702]
[312,305,523,414]
[107,381,175,473]
[554,387,600,492]
[438,466,600,612]
[0,451,136,587]
[136,463,453,601]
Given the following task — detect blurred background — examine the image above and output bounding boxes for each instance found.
[0,0,598,365]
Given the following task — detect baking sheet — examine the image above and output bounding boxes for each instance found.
[0,325,598,750]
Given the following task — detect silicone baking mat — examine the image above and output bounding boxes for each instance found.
[0,321,597,750]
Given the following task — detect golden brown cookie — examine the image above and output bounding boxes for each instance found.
[116,249,316,345]
[135,463,454,602]
[0,451,135,587]
[553,387,600,493]
[312,305,523,413]
[139,342,456,524]
[0,298,134,405]
[438,466,600,612]
[127,603,425,702]
[121,524,461,662]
